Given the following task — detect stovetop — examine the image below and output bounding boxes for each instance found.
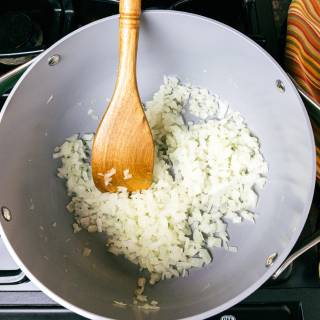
[1,0,319,319]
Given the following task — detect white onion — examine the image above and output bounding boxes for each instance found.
[54,76,267,283]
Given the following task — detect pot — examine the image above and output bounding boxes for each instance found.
[0,10,315,320]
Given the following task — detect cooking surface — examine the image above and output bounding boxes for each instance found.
[0,0,319,319]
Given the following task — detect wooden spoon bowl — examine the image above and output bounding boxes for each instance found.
[91,0,154,193]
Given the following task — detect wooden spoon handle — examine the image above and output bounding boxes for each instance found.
[120,0,141,20]
[117,0,141,89]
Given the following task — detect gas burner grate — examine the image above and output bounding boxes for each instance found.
[0,0,74,68]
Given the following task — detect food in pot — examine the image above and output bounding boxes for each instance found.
[53,76,268,283]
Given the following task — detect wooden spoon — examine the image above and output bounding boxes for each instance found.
[91,0,154,193]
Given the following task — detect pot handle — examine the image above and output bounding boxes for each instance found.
[287,74,320,113]
[272,229,320,280]
[0,59,35,97]
[0,269,28,285]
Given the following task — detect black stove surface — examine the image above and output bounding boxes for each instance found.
[1,1,319,319]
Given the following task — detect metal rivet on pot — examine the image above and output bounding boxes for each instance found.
[1,206,12,222]
[48,54,61,66]
[276,80,285,93]
[266,253,278,267]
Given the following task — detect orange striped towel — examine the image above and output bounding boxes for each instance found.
[285,0,320,179]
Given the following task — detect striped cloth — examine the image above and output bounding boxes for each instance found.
[285,0,320,179]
